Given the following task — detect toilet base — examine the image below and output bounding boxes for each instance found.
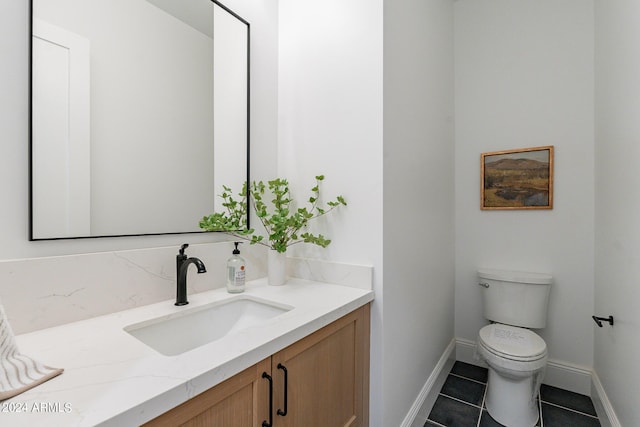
[485,368,540,427]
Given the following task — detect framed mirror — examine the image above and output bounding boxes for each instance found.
[29,0,249,240]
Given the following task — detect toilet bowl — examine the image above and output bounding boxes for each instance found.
[475,268,552,427]
[477,323,548,427]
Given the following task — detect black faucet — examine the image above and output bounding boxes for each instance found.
[175,243,207,306]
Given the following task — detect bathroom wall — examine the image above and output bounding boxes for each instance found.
[595,1,640,425]
[278,1,455,426]
[383,0,454,425]
[0,0,278,330]
[454,0,596,389]
[276,12,383,409]
[277,0,385,423]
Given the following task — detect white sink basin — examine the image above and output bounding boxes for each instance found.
[124,296,292,356]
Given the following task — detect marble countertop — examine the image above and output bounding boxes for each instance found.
[5,278,374,426]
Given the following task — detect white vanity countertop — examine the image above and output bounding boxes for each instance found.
[6,278,374,426]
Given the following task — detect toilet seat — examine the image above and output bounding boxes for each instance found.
[479,324,547,362]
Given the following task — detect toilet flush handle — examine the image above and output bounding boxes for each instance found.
[478,282,490,288]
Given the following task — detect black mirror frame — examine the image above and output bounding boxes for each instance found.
[28,0,250,241]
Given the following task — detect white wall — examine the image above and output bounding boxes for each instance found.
[278,3,455,427]
[383,0,454,426]
[277,0,384,423]
[454,0,595,374]
[595,1,640,425]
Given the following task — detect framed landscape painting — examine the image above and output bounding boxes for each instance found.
[481,146,554,210]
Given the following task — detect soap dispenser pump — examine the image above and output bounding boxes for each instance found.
[226,242,246,293]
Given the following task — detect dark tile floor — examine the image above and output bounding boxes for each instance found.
[425,361,601,427]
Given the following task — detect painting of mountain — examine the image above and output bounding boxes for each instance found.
[481,146,554,210]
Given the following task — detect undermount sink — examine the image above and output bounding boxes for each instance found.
[124,296,292,356]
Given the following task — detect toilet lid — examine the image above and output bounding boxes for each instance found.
[479,324,547,361]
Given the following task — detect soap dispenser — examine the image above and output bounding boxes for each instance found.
[226,242,246,293]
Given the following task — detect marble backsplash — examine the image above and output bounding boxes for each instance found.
[0,242,267,335]
[0,242,373,335]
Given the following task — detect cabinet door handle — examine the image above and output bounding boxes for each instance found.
[262,372,273,427]
[277,363,288,417]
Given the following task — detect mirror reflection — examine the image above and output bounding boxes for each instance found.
[30,0,249,240]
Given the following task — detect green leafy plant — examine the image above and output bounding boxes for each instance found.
[199,175,347,253]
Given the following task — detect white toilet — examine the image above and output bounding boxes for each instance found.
[475,268,552,427]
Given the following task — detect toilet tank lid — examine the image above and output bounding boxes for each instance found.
[477,268,552,285]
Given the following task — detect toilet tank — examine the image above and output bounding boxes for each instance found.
[478,268,552,329]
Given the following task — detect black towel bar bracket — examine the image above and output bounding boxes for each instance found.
[592,315,614,327]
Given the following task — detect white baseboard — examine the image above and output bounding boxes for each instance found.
[545,359,592,395]
[591,370,621,427]
[453,338,620,427]
[455,337,484,367]
[400,338,455,427]
[455,338,591,394]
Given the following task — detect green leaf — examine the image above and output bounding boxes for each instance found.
[201,175,345,252]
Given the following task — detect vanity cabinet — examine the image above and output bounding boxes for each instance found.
[142,358,270,427]
[144,304,370,427]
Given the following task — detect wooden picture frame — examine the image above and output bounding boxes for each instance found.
[481,146,554,210]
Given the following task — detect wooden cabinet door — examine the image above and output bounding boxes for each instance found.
[271,305,370,427]
[143,358,270,427]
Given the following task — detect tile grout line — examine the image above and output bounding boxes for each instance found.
[540,400,601,420]
[449,372,488,386]
[438,391,484,410]
[476,377,488,427]
[425,419,447,427]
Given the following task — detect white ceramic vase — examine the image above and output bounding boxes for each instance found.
[267,250,287,286]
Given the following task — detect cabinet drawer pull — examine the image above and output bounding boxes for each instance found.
[277,363,288,416]
[262,372,273,427]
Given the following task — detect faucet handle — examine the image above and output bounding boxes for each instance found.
[179,243,189,256]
